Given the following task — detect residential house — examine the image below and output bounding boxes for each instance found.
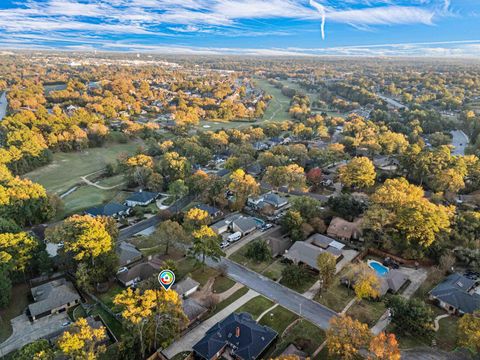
[231,217,258,236]
[265,228,292,257]
[85,203,131,218]
[173,277,200,298]
[280,344,307,360]
[327,217,363,242]
[182,298,208,327]
[378,270,409,296]
[124,191,159,207]
[194,204,224,219]
[429,273,480,314]
[116,242,142,267]
[28,279,81,321]
[117,262,156,287]
[248,192,289,215]
[211,219,230,234]
[246,163,262,177]
[192,312,277,360]
[284,234,345,271]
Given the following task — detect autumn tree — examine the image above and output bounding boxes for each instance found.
[58,318,107,360]
[317,252,336,291]
[16,339,54,360]
[364,178,453,257]
[339,157,376,189]
[368,332,401,360]
[306,167,323,191]
[228,169,259,210]
[326,315,372,360]
[190,225,224,267]
[0,231,39,273]
[184,207,211,230]
[344,262,381,300]
[457,310,480,353]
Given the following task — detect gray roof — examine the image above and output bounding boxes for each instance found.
[126,191,158,203]
[284,241,341,270]
[117,262,156,285]
[233,217,258,233]
[263,193,288,208]
[85,202,129,217]
[429,273,480,314]
[173,277,200,296]
[379,270,409,295]
[194,204,222,217]
[182,298,207,322]
[307,233,335,249]
[29,279,80,317]
[266,236,292,257]
[117,242,142,267]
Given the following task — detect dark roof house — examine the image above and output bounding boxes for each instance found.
[194,204,223,218]
[85,202,130,217]
[232,217,258,236]
[117,242,142,267]
[125,191,159,206]
[429,273,480,314]
[117,262,156,287]
[192,312,277,360]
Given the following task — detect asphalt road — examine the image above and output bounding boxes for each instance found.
[118,195,193,241]
[206,257,337,330]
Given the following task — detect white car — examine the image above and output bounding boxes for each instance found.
[62,321,71,327]
[220,241,229,249]
[116,267,128,274]
[227,232,242,243]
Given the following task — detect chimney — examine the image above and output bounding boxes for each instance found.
[235,326,240,338]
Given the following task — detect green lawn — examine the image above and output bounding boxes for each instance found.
[57,186,120,218]
[0,284,30,342]
[255,78,295,122]
[347,299,386,327]
[229,243,276,273]
[97,284,124,310]
[259,305,298,334]
[25,141,141,195]
[263,260,286,282]
[270,319,326,358]
[315,274,354,313]
[209,287,249,316]
[235,295,275,319]
[280,268,318,294]
[212,275,235,293]
[88,304,124,339]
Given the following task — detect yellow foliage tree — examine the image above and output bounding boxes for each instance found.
[339,156,376,189]
[327,315,372,360]
[58,318,107,360]
[229,169,259,210]
[457,310,480,353]
[368,332,401,360]
[184,207,211,229]
[0,232,38,272]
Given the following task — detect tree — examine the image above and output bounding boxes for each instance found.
[306,167,323,191]
[281,210,304,242]
[317,252,336,291]
[0,263,12,308]
[364,178,453,256]
[184,208,211,230]
[16,339,54,360]
[326,315,371,360]
[368,332,401,360]
[168,179,189,201]
[386,296,434,337]
[46,215,113,265]
[291,196,321,221]
[58,318,107,360]
[114,288,187,357]
[75,263,94,293]
[228,169,259,211]
[327,193,366,222]
[0,231,39,272]
[151,220,189,255]
[339,157,376,189]
[190,226,224,267]
[245,240,271,262]
[344,262,380,300]
[457,310,480,354]
[281,264,309,287]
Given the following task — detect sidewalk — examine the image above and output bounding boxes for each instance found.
[162,289,259,358]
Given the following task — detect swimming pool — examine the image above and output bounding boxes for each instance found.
[368,260,389,277]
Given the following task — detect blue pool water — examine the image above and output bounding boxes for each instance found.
[368,260,389,277]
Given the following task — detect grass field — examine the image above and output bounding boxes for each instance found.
[24,141,141,217]
[235,295,275,319]
[256,78,295,122]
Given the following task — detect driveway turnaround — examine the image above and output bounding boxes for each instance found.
[0,312,70,356]
[206,257,337,330]
[162,289,259,358]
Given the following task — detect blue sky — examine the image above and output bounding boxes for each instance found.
[0,0,479,56]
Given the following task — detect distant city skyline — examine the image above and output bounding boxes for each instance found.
[0,0,479,57]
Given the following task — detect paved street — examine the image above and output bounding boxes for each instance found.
[162,289,259,358]
[224,225,279,257]
[0,312,69,356]
[450,130,469,156]
[206,257,337,330]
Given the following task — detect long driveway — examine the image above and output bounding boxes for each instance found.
[206,257,337,330]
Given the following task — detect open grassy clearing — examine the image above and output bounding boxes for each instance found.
[346,299,386,327]
[280,267,318,294]
[235,295,275,319]
[212,275,235,293]
[209,287,249,316]
[0,284,30,343]
[25,141,140,195]
[256,78,294,122]
[314,272,354,313]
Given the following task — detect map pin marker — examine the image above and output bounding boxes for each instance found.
[158,269,175,291]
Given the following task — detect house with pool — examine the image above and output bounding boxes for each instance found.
[367,260,409,296]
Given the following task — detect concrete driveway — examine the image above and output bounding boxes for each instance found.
[0,312,70,356]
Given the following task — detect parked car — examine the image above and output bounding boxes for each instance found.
[62,321,72,327]
[261,223,273,232]
[220,241,229,249]
[227,232,242,243]
[117,267,128,274]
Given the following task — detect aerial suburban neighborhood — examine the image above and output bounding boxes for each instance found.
[1,1,480,360]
